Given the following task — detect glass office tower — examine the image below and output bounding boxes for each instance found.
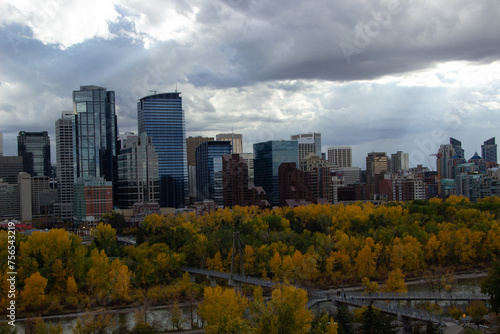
[17,131,51,177]
[254,140,299,206]
[72,85,118,182]
[138,92,188,208]
[482,137,497,163]
[195,141,232,205]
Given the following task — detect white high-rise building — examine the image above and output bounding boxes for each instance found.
[291,133,321,165]
[328,146,352,168]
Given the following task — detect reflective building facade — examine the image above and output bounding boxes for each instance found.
[72,85,117,182]
[254,140,299,206]
[138,92,188,208]
[17,131,51,177]
[195,141,231,205]
[482,137,497,163]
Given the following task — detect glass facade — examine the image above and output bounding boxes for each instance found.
[138,92,188,208]
[254,140,299,206]
[117,133,159,208]
[195,141,231,205]
[72,86,117,183]
[482,137,497,163]
[17,131,51,177]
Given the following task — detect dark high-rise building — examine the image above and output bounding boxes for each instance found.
[138,92,188,208]
[72,85,118,182]
[482,137,497,163]
[186,136,214,202]
[254,140,299,206]
[222,154,250,208]
[117,133,159,209]
[196,141,231,205]
[17,131,51,177]
[450,137,464,158]
[366,152,388,199]
[54,111,74,220]
[0,156,23,184]
[278,162,314,206]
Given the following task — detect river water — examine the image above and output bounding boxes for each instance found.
[10,273,487,332]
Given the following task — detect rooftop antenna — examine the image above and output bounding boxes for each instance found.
[175,83,178,93]
[149,90,157,95]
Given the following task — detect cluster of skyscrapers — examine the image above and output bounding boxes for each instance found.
[1,86,499,224]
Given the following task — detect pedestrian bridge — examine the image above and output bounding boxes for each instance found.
[182,267,275,288]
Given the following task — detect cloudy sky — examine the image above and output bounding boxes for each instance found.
[1,0,499,168]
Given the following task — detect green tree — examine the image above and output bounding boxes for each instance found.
[100,211,126,235]
[360,303,396,334]
[92,223,117,256]
[336,305,354,334]
[481,259,500,313]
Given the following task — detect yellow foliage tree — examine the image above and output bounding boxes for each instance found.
[198,285,250,334]
[384,268,407,293]
[355,242,378,279]
[108,259,132,303]
[361,277,379,293]
[206,251,226,272]
[21,271,48,312]
[251,285,312,334]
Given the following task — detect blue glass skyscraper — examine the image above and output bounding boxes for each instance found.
[254,140,299,206]
[138,92,188,208]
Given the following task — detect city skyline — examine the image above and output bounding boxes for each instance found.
[1,0,499,168]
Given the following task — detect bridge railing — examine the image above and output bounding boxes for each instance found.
[313,291,489,301]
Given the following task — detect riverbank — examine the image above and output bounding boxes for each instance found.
[8,268,488,325]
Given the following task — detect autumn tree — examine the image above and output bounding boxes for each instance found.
[251,285,312,334]
[361,277,379,294]
[466,300,489,329]
[92,223,117,256]
[311,313,338,334]
[72,311,116,334]
[384,268,407,293]
[355,238,380,279]
[198,285,250,334]
[21,271,48,312]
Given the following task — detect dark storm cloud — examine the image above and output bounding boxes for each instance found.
[1,0,499,163]
[183,0,500,87]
